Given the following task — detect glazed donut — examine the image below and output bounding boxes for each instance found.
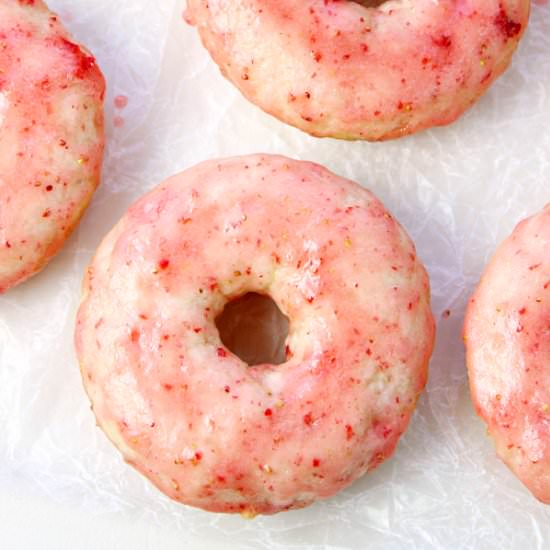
[75,154,435,515]
[464,205,550,503]
[0,0,105,293]
[186,0,530,141]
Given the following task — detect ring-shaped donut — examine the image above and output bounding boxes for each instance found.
[0,0,104,293]
[465,205,550,503]
[186,0,529,141]
[76,155,435,515]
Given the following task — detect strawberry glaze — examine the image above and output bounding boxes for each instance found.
[76,155,435,515]
[186,0,530,141]
[0,0,105,292]
[465,205,550,503]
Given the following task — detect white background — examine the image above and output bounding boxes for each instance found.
[1,1,550,548]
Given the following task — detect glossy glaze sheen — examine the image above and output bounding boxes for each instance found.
[0,0,105,293]
[465,205,550,503]
[186,0,530,141]
[76,155,435,515]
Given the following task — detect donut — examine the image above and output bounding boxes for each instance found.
[0,0,105,293]
[185,0,530,141]
[464,205,550,503]
[75,154,435,515]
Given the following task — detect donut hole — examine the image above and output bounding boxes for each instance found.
[350,0,388,7]
[215,293,289,367]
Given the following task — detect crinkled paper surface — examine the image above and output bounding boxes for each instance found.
[1,1,550,548]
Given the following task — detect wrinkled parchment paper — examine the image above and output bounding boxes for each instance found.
[1,1,550,548]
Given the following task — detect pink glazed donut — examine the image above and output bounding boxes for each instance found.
[465,205,550,503]
[75,155,435,515]
[0,0,105,293]
[186,0,530,141]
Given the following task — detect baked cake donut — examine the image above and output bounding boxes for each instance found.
[0,0,105,293]
[185,0,530,141]
[75,154,435,515]
[464,205,550,503]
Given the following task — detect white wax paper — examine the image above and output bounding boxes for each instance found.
[1,1,550,548]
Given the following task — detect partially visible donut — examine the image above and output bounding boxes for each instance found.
[0,0,105,293]
[186,0,530,141]
[465,205,550,503]
[75,154,435,515]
